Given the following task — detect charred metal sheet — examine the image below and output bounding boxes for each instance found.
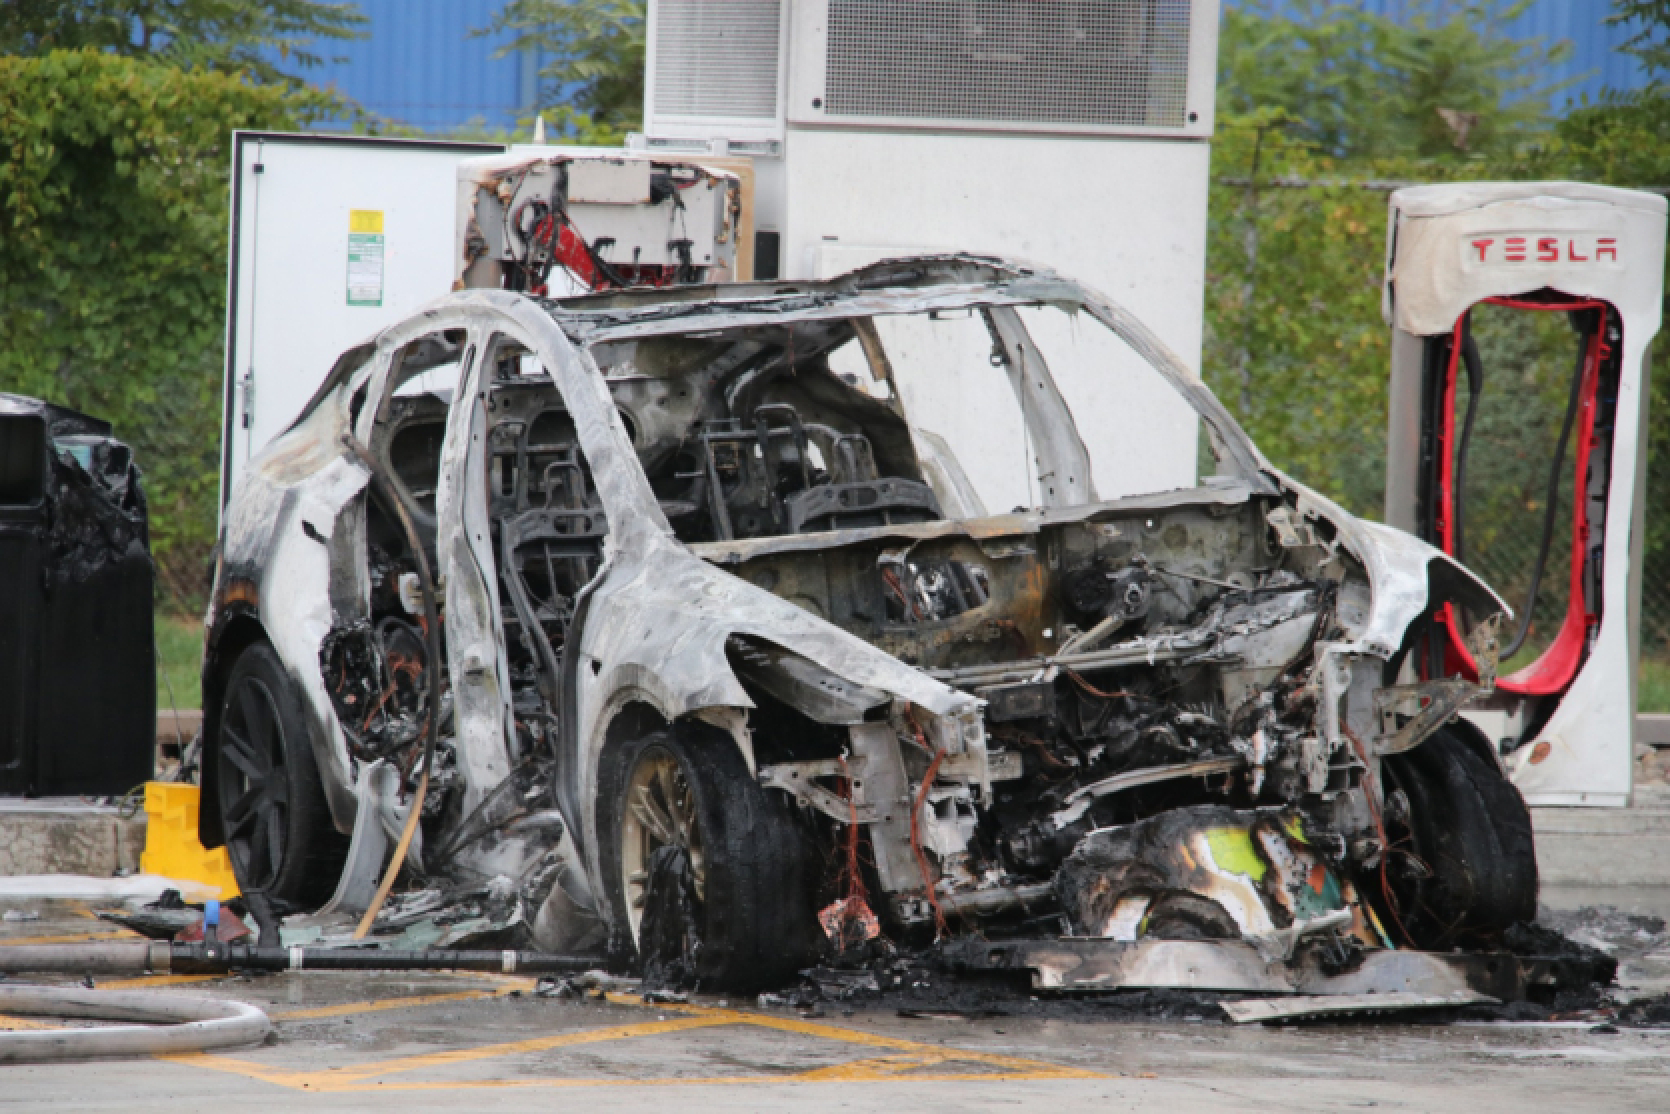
[948,937,1294,993]
[946,936,1498,998]
[978,680,1055,723]
[1054,805,1364,949]
[1221,990,1491,1024]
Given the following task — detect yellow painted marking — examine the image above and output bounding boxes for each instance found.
[101,974,225,990]
[320,1015,729,1082]
[0,1013,60,1031]
[161,1053,309,1089]
[272,985,521,1022]
[157,985,1095,1093]
[0,929,141,946]
[321,1070,1098,1092]
[792,1053,950,1081]
[164,1016,731,1091]
[630,996,1089,1078]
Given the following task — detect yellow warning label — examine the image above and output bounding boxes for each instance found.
[349,209,384,234]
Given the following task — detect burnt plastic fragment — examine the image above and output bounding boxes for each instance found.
[638,844,703,992]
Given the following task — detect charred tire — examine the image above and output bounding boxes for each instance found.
[599,722,819,991]
[214,643,344,907]
[1379,722,1538,948]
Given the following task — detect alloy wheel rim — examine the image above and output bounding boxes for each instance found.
[620,748,706,941]
[219,677,290,892]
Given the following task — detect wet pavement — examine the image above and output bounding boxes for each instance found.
[3,896,1670,1111]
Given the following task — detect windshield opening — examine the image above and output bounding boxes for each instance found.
[588,298,1208,545]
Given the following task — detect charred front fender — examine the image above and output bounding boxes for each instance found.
[1274,471,1507,657]
[569,533,980,902]
[206,401,373,840]
[1270,471,1509,765]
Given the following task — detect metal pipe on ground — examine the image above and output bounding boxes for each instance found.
[0,985,270,1063]
[0,941,607,977]
[0,942,167,974]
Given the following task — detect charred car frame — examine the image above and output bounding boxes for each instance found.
[200,256,1534,991]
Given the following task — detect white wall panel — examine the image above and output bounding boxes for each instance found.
[786,128,1209,495]
[222,134,501,509]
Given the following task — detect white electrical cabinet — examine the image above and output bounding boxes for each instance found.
[221,133,503,508]
[642,0,1220,498]
[223,135,756,510]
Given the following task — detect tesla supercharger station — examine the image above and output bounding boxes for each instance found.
[1382,182,1667,807]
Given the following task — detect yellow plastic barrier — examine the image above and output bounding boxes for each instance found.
[138,782,241,899]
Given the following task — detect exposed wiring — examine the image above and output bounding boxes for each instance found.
[1062,667,1139,702]
[901,708,950,938]
[1343,725,1416,948]
[343,435,442,942]
[908,746,950,941]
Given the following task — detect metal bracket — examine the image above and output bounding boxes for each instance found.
[758,759,876,825]
[1373,679,1480,755]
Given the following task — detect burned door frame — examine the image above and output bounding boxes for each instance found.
[429,296,668,832]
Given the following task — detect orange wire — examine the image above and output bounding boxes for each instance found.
[908,746,950,940]
[1063,668,1138,702]
[1344,725,1416,948]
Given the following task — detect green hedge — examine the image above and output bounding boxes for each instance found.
[0,49,331,607]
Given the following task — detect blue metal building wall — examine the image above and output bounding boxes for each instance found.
[301,0,535,133]
[1224,1,1652,109]
[302,1,1649,133]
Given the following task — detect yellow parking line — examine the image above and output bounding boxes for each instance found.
[161,1054,308,1089]
[164,1015,733,1091]
[322,1015,731,1082]
[792,1053,951,1081]
[324,1068,1098,1092]
[0,1014,60,1031]
[101,974,225,990]
[158,986,1095,1092]
[272,985,521,1021]
[629,996,1092,1078]
[0,930,140,946]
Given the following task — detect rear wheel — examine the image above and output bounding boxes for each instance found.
[601,723,819,990]
[216,643,342,907]
[1378,723,1538,948]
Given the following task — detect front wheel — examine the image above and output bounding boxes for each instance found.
[1376,722,1538,948]
[215,643,343,906]
[600,723,819,990]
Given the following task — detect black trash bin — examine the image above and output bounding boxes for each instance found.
[0,394,155,796]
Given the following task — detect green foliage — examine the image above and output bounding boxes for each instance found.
[1210,0,1670,676]
[0,0,366,87]
[1219,0,1568,157]
[1639,655,1670,712]
[1203,120,1404,517]
[156,613,202,709]
[0,49,333,607]
[477,0,645,143]
[1610,0,1670,83]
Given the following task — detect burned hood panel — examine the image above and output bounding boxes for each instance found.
[690,479,1260,566]
[580,535,975,719]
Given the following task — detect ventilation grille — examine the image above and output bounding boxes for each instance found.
[653,0,782,120]
[825,0,1193,129]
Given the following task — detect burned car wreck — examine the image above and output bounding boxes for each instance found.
[200,255,1534,995]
